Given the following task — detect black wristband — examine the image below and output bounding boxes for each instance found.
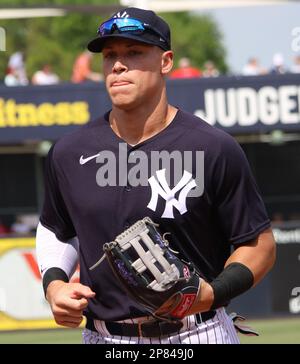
[42,267,69,297]
[210,262,254,310]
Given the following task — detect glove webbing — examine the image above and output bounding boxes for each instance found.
[115,218,180,291]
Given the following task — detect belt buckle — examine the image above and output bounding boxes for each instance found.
[138,319,160,338]
[138,319,159,338]
[138,319,183,338]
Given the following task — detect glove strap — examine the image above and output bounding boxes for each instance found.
[155,276,201,320]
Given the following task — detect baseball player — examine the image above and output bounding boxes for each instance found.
[36,7,276,344]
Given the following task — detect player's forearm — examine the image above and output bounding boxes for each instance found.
[188,229,276,316]
[225,228,276,286]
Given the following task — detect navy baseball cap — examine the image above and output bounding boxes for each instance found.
[87,7,171,53]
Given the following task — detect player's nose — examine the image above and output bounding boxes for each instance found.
[112,60,128,73]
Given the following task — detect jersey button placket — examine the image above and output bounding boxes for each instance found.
[125,149,135,192]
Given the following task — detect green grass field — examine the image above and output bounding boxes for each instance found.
[239,317,300,344]
[0,318,299,344]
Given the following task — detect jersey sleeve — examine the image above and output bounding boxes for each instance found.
[40,145,76,241]
[212,134,270,245]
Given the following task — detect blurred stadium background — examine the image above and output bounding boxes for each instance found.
[0,0,300,344]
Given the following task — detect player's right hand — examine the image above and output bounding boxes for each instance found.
[46,281,96,328]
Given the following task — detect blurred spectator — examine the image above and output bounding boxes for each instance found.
[270,53,287,74]
[8,51,28,85]
[169,57,202,79]
[32,64,60,85]
[242,57,266,76]
[0,218,9,236]
[202,60,220,77]
[71,51,103,83]
[11,216,31,236]
[4,67,21,86]
[291,55,300,73]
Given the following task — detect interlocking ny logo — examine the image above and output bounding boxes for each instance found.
[114,11,129,18]
[147,169,197,218]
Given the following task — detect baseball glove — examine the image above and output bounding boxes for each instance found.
[90,217,201,322]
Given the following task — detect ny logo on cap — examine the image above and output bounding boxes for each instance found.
[114,11,129,18]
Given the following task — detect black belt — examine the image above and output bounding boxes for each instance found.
[86,310,216,338]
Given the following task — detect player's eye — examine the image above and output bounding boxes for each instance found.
[127,49,142,57]
[103,51,116,60]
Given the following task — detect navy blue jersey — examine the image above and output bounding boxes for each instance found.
[40,109,270,321]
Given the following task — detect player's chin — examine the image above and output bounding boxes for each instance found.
[111,97,140,111]
[110,92,138,106]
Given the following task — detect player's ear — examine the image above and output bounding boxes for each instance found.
[161,50,173,75]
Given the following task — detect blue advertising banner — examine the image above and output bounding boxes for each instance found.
[0,73,300,143]
[0,82,111,143]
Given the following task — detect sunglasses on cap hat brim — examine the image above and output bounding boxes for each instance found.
[88,17,170,52]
